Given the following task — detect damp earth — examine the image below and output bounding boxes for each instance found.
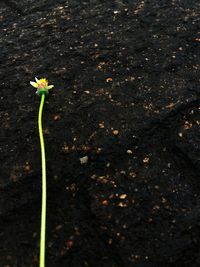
[1,1,200,267]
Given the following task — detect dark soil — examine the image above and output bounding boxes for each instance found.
[1,0,200,266]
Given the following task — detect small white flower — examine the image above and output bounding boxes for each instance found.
[30,77,54,95]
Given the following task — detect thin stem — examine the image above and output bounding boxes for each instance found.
[38,93,46,267]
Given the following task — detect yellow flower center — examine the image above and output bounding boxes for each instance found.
[38,78,48,89]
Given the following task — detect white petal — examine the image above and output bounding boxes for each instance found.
[47,85,54,89]
[35,77,39,83]
[30,81,38,88]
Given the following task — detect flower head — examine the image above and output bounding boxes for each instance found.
[30,77,54,96]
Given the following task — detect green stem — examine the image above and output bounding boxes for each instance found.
[38,93,46,267]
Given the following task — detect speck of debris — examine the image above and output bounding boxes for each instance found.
[101,199,109,206]
[106,77,113,82]
[53,115,61,121]
[118,202,127,207]
[99,122,105,128]
[143,157,150,164]
[113,130,119,135]
[79,156,88,165]
[119,194,127,199]
[129,172,137,178]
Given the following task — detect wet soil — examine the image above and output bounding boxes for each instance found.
[1,0,200,266]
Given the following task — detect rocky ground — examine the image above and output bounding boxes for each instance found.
[1,0,200,266]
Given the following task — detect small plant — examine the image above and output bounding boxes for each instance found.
[30,77,54,267]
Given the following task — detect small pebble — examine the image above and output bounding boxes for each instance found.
[119,194,127,199]
[106,77,113,82]
[143,157,150,164]
[113,130,119,135]
[102,200,108,206]
[79,156,88,165]
[24,162,31,172]
[99,122,105,128]
[53,115,61,121]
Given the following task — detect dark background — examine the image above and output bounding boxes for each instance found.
[1,0,200,266]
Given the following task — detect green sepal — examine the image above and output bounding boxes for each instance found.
[36,88,49,96]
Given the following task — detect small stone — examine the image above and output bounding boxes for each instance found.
[24,162,31,172]
[96,148,102,153]
[99,122,105,128]
[127,149,133,154]
[113,130,119,135]
[118,202,127,207]
[79,156,88,165]
[106,77,113,82]
[161,197,167,204]
[53,115,61,121]
[102,200,108,206]
[129,172,137,178]
[119,194,127,199]
[143,157,149,164]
